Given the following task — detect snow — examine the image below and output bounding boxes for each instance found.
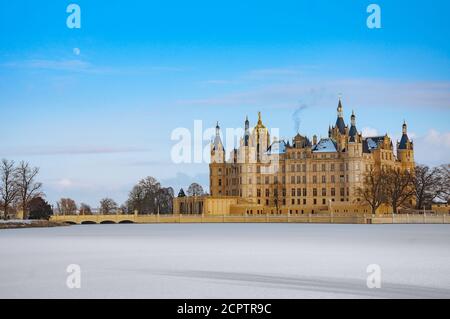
[0,219,32,224]
[312,138,337,153]
[266,140,287,154]
[0,224,449,298]
[366,137,381,150]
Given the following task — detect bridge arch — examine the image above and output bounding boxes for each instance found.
[118,220,134,224]
[99,220,116,224]
[81,221,97,225]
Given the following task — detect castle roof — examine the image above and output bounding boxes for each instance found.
[266,140,287,154]
[398,133,410,150]
[363,136,384,153]
[312,138,338,153]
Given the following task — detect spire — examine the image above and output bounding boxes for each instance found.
[244,116,250,146]
[215,121,220,136]
[335,98,346,134]
[398,121,411,150]
[257,112,262,125]
[351,110,356,126]
[337,97,343,118]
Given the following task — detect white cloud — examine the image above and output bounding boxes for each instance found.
[361,127,379,137]
[177,77,450,110]
[414,129,450,166]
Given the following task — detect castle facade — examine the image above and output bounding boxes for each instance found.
[174,99,414,215]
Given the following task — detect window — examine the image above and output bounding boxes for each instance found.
[313,188,317,197]
[331,175,335,183]
[291,176,295,184]
[321,164,326,172]
[297,188,301,197]
[313,175,317,183]
[313,164,317,172]
[291,188,296,196]
[322,175,326,183]
[331,163,335,171]
[297,176,301,184]
[257,189,261,197]
[297,164,301,172]
[340,188,345,196]
[331,188,336,196]
[313,199,317,205]
[218,179,222,186]
[265,189,269,197]
[303,188,307,196]
[322,188,326,196]
[302,176,306,183]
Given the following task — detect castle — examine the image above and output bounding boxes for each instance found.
[173,99,414,216]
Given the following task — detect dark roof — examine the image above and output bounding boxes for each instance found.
[362,136,384,153]
[335,117,346,134]
[212,135,224,151]
[266,140,287,154]
[312,138,338,153]
[398,134,410,150]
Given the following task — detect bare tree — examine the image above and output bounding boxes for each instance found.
[57,198,77,215]
[355,167,388,215]
[79,203,92,215]
[16,161,43,219]
[0,159,19,220]
[414,164,442,210]
[126,176,173,214]
[436,164,450,204]
[385,168,415,214]
[187,183,204,197]
[99,198,118,215]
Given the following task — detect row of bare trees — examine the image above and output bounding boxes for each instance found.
[356,164,449,215]
[55,176,175,215]
[0,159,43,220]
[56,198,120,215]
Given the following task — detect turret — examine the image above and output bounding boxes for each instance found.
[244,116,250,146]
[211,121,225,163]
[349,110,358,142]
[396,121,414,170]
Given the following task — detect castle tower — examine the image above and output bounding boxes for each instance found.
[332,98,348,151]
[347,110,362,157]
[251,112,270,162]
[244,115,250,146]
[396,121,415,170]
[211,121,225,164]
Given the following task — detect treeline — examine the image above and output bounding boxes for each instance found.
[54,178,205,215]
[0,159,46,220]
[356,164,449,214]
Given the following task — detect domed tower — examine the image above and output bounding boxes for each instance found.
[396,121,414,170]
[251,112,270,162]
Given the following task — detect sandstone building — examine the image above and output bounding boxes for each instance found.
[173,99,414,215]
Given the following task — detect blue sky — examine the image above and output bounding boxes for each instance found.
[0,0,449,207]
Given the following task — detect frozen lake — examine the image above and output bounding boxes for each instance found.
[0,224,449,298]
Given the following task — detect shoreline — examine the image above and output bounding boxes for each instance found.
[0,220,69,230]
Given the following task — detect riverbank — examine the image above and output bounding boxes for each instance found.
[0,220,69,229]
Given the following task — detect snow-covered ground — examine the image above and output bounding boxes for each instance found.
[0,224,449,298]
